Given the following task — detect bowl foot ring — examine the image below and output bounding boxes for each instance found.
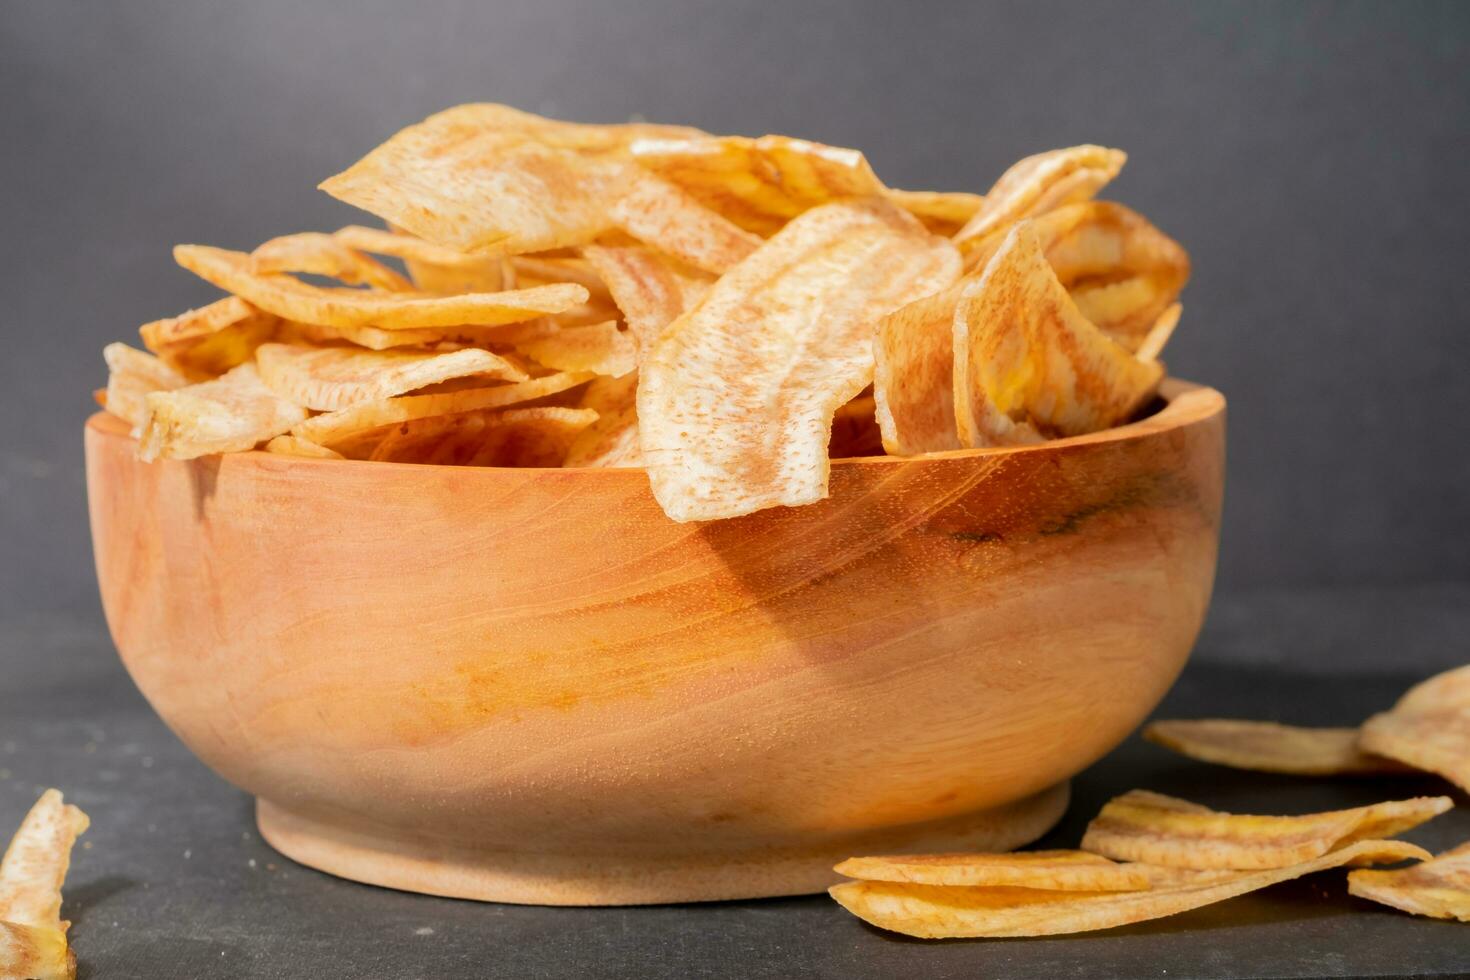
[256,781,1070,906]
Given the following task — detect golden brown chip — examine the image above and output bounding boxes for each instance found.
[175,244,587,329]
[581,244,711,353]
[357,406,597,466]
[0,920,74,980]
[1081,789,1451,870]
[830,839,1427,939]
[835,850,1151,891]
[0,790,89,933]
[278,319,555,351]
[954,145,1127,254]
[1143,719,1410,776]
[102,343,188,430]
[888,189,986,236]
[293,371,593,448]
[964,200,1190,350]
[607,172,761,274]
[516,321,637,377]
[250,232,412,291]
[629,133,886,234]
[1360,665,1470,793]
[563,372,642,468]
[871,281,969,455]
[1349,840,1470,921]
[254,342,527,412]
[137,362,308,461]
[953,222,1163,447]
[319,104,700,254]
[263,434,345,460]
[828,393,885,459]
[139,297,279,380]
[1135,302,1183,363]
[333,224,498,268]
[640,197,960,521]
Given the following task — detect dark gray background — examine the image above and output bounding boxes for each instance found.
[2,0,1469,616]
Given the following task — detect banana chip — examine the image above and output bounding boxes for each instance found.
[630,134,886,235]
[0,789,90,980]
[608,172,761,274]
[254,343,526,412]
[1144,719,1410,776]
[263,435,345,460]
[581,244,711,353]
[279,319,555,351]
[1349,840,1470,921]
[954,145,1127,254]
[139,297,278,380]
[640,197,960,521]
[835,850,1151,891]
[953,222,1162,447]
[563,372,643,468]
[251,232,412,291]
[872,281,970,455]
[1081,789,1451,870]
[1135,303,1183,363]
[1360,665,1470,793]
[516,320,637,377]
[102,343,188,430]
[888,189,986,236]
[320,104,700,253]
[292,371,593,448]
[138,362,308,461]
[511,256,610,302]
[175,245,587,329]
[356,406,597,466]
[830,839,1428,939]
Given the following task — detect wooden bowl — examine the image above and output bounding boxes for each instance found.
[84,379,1224,905]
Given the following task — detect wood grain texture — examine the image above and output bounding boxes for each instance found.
[84,379,1224,904]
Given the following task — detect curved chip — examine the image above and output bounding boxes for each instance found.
[511,255,610,302]
[954,144,1127,254]
[1135,303,1183,363]
[1360,665,1470,793]
[639,197,960,521]
[581,244,711,354]
[953,222,1162,447]
[102,343,187,430]
[138,362,308,461]
[608,172,761,274]
[139,297,278,380]
[0,790,89,933]
[1349,840,1470,921]
[872,280,969,455]
[333,224,500,268]
[0,921,73,980]
[1144,719,1410,776]
[263,435,344,460]
[830,839,1428,939]
[254,343,527,412]
[563,372,643,469]
[358,406,597,466]
[293,371,593,447]
[963,200,1190,349]
[279,319,556,352]
[516,321,637,377]
[630,134,886,235]
[1081,789,1452,870]
[834,850,1151,891]
[175,245,588,329]
[888,189,986,236]
[251,232,413,291]
[319,104,701,254]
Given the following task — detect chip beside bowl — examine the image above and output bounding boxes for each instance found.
[85,378,1223,905]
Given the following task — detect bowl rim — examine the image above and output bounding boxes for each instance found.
[86,377,1223,474]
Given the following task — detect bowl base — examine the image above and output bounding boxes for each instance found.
[256,782,1069,906]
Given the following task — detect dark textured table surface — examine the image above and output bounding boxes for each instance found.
[3,585,1467,980]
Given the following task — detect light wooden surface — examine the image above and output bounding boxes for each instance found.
[84,380,1225,905]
